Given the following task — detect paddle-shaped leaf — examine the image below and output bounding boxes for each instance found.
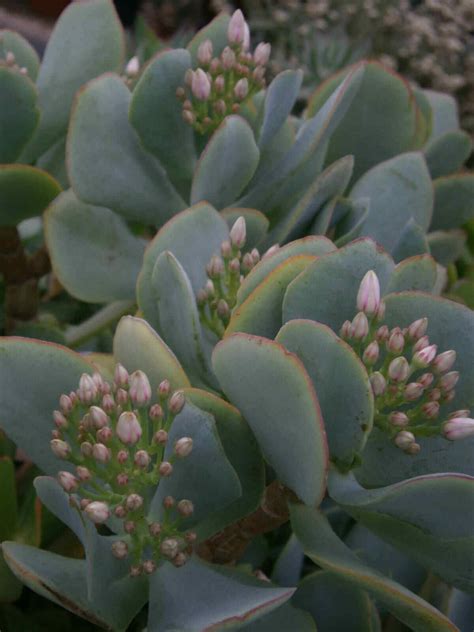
[213,334,328,505]
[430,174,474,231]
[386,255,437,294]
[0,67,38,162]
[258,70,303,151]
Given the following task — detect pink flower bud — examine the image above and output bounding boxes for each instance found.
[363,341,379,365]
[53,410,68,429]
[76,466,92,481]
[159,461,173,477]
[376,325,390,342]
[143,560,156,574]
[114,363,129,387]
[116,412,142,445]
[96,427,113,443]
[230,216,247,248]
[134,450,151,468]
[117,449,129,464]
[229,258,240,274]
[169,391,186,415]
[406,442,421,455]
[59,394,73,414]
[124,520,135,533]
[158,379,171,398]
[154,429,168,445]
[129,565,142,577]
[163,495,175,509]
[422,401,440,419]
[92,443,110,463]
[234,78,249,100]
[221,46,236,70]
[173,552,188,567]
[449,409,470,419]
[78,373,98,404]
[126,494,144,511]
[376,300,386,321]
[100,394,114,413]
[177,499,194,517]
[356,270,381,316]
[418,373,434,388]
[413,344,437,368]
[182,109,195,125]
[117,473,129,486]
[58,471,78,492]
[80,441,93,457]
[92,372,105,393]
[115,506,127,518]
[149,522,162,537]
[433,350,456,373]
[262,244,280,260]
[429,388,441,401]
[129,370,152,406]
[394,430,416,450]
[251,248,260,264]
[149,404,163,421]
[111,540,128,559]
[389,412,409,427]
[340,320,353,339]
[215,75,225,94]
[388,356,409,383]
[80,498,91,509]
[404,382,424,401]
[90,406,109,429]
[242,252,255,273]
[84,501,110,524]
[413,335,429,352]
[210,58,220,73]
[370,372,386,396]
[227,9,248,46]
[197,39,213,65]
[352,312,369,340]
[51,439,71,459]
[217,299,230,318]
[387,328,405,354]
[207,255,225,278]
[175,437,193,457]
[443,417,474,440]
[192,68,211,100]
[407,317,428,340]
[439,371,459,392]
[160,538,179,559]
[254,42,271,65]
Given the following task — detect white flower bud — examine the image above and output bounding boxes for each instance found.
[159,461,173,476]
[253,42,271,65]
[229,216,246,248]
[433,350,456,374]
[394,430,416,451]
[370,372,386,396]
[413,344,437,368]
[129,370,152,406]
[143,560,156,574]
[76,466,92,481]
[191,68,211,101]
[169,391,185,415]
[443,417,474,440]
[111,540,128,559]
[134,450,151,468]
[50,439,71,459]
[58,471,78,492]
[125,56,140,77]
[114,363,129,387]
[177,499,194,517]
[84,501,110,524]
[234,78,249,101]
[388,356,409,383]
[363,341,379,365]
[92,443,110,463]
[227,9,248,46]
[160,538,179,559]
[175,437,193,457]
[197,39,213,65]
[352,312,369,340]
[59,394,73,414]
[158,379,171,398]
[90,405,109,429]
[404,382,424,401]
[389,412,409,427]
[154,429,168,445]
[125,494,144,511]
[116,411,142,445]
[439,371,459,392]
[407,317,428,341]
[78,373,98,404]
[356,270,381,316]
[387,328,405,354]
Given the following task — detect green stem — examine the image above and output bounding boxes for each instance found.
[64,300,135,348]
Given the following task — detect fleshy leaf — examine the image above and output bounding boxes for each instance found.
[137,202,229,332]
[276,320,373,468]
[271,534,304,587]
[68,73,185,224]
[148,555,294,631]
[329,470,474,594]
[424,131,472,179]
[283,238,395,333]
[226,255,316,339]
[423,89,460,139]
[0,165,61,226]
[290,505,458,632]
[0,67,38,162]
[186,13,231,63]
[129,49,196,198]
[392,218,430,262]
[430,174,474,231]
[258,70,303,151]
[0,30,40,79]
[239,603,316,631]
[213,334,328,506]
[45,190,144,302]
[0,338,93,475]
[357,292,474,487]
[190,115,260,208]
[113,316,190,396]
[348,152,433,253]
[386,255,437,294]
[428,230,466,266]
[23,0,125,160]
[149,402,242,532]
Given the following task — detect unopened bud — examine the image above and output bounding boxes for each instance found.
[217,299,230,318]
[192,68,211,100]
[221,46,236,69]
[58,471,78,492]
[184,69,194,86]
[388,356,409,382]
[449,409,470,419]
[134,450,150,468]
[149,404,163,421]
[241,252,254,273]
[53,410,68,429]
[115,388,128,406]
[185,531,197,543]
[177,499,194,517]
[439,371,459,392]
[163,495,175,509]
[173,552,188,567]
[429,388,441,401]
[210,58,220,73]
[356,270,381,316]
[394,430,416,451]
[254,42,271,65]
[129,370,152,406]
[227,9,247,45]
[352,312,369,340]
[404,382,424,401]
[389,412,409,427]
[175,437,193,457]
[84,501,110,524]
[115,506,127,518]
[158,379,171,398]
[234,78,249,100]
[376,300,386,321]
[59,394,73,414]
[111,540,128,559]
[126,494,144,511]
[102,394,115,413]
[229,258,240,274]
[117,473,129,486]
[149,522,162,537]
[182,109,195,125]
[433,350,456,373]
[376,325,390,342]
[160,538,179,559]
[413,336,430,352]
[370,371,386,396]
[387,328,405,354]
[124,521,136,534]
[406,442,421,455]
[169,391,186,415]
[154,429,168,445]
[418,373,434,388]
[125,56,140,77]
[363,341,379,365]
[159,461,173,477]
[422,401,440,419]
[117,449,128,464]
[407,318,428,341]
[5,51,15,65]
[114,363,129,387]
[214,99,226,116]
[129,565,142,577]
[116,411,142,445]
[205,279,215,297]
[143,560,156,574]
[90,406,109,429]
[80,498,92,509]
[51,439,71,459]
[80,441,93,457]
[207,255,225,278]
[76,466,92,481]
[221,239,232,258]
[443,417,474,440]
[340,320,353,339]
[413,344,437,368]
[230,216,246,248]
[92,443,110,463]
[197,39,213,65]
[78,374,98,404]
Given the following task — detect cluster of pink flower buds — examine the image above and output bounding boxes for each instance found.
[50,365,198,575]
[340,270,473,453]
[177,10,271,134]
[196,217,279,337]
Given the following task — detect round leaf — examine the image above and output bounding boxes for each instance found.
[0,67,38,162]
